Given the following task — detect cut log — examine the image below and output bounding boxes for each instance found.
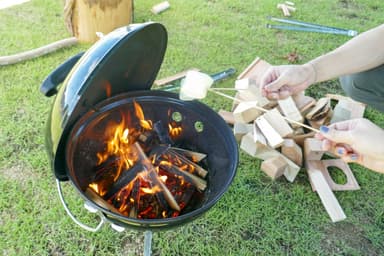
[65,0,134,43]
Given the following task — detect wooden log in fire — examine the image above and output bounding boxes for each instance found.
[158,162,207,192]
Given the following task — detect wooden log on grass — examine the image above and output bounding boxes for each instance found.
[64,0,134,43]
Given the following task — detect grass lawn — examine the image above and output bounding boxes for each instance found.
[1,0,384,255]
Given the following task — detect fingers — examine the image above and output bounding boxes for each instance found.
[263,86,292,100]
[319,124,354,145]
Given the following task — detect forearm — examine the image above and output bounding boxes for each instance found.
[306,24,384,83]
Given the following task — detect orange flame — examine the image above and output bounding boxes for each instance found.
[168,123,183,138]
[134,101,152,130]
[141,185,162,194]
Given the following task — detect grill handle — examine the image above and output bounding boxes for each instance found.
[40,52,85,97]
[56,179,105,232]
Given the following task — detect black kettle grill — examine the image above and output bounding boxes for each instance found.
[41,22,238,231]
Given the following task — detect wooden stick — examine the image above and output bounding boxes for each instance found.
[208,89,320,133]
[0,37,78,66]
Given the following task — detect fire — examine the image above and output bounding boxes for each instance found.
[87,101,207,219]
[141,185,162,194]
[134,101,152,130]
[168,123,183,138]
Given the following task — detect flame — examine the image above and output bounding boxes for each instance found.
[168,123,183,138]
[141,185,162,194]
[89,182,107,196]
[134,101,152,130]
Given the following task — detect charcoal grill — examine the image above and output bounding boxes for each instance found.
[41,22,238,233]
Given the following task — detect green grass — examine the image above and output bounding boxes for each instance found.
[1,0,384,255]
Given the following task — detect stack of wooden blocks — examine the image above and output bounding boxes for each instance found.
[218,57,365,222]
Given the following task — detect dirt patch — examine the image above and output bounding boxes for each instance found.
[321,222,382,255]
[0,164,38,185]
[121,234,144,255]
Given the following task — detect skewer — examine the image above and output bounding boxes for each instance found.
[179,70,320,133]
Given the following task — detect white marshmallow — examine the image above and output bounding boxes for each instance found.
[179,70,214,100]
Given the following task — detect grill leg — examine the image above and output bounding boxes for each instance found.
[144,230,152,256]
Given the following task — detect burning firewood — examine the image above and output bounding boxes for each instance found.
[86,100,209,220]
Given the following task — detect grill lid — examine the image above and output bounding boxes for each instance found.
[44,22,167,180]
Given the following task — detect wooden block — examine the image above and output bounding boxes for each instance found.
[235,78,250,90]
[330,99,365,124]
[263,108,294,138]
[326,93,366,107]
[154,68,200,86]
[277,96,303,127]
[233,101,262,123]
[253,123,267,145]
[281,139,303,167]
[240,132,267,157]
[305,97,330,120]
[237,57,272,87]
[306,165,347,222]
[234,122,253,142]
[261,156,287,179]
[237,89,272,108]
[321,159,360,191]
[308,109,333,129]
[292,131,315,147]
[151,1,170,14]
[282,156,301,182]
[304,138,324,161]
[218,109,235,125]
[255,116,284,148]
[244,143,301,182]
[292,93,316,115]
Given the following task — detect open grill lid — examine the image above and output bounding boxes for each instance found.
[44,22,167,180]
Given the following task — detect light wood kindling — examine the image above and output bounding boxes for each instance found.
[218,109,235,125]
[154,68,200,86]
[237,57,272,87]
[262,108,294,138]
[304,138,324,161]
[320,159,360,191]
[234,123,253,142]
[277,96,303,128]
[306,164,347,222]
[261,156,287,179]
[281,139,303,167]
[255,116,284,148]
[233,101,263,123]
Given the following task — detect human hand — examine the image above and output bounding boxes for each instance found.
[259,63,316,100]
[315,118,384,173]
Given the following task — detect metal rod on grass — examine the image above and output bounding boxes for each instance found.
[266,16,358,36]
[144,230,152,256]
[266,24,357,37]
